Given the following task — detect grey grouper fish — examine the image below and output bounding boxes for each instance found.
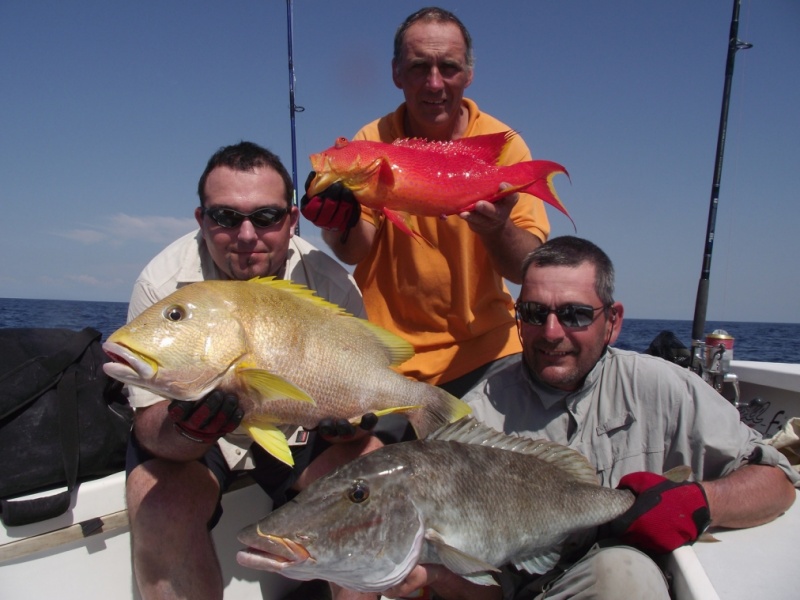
[236,417,636,592]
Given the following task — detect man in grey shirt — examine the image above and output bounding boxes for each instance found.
[379,236,797,600]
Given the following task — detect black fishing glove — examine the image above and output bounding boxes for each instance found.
[168,391,244,444]
[300,171,361,233]
[316,413,379,440]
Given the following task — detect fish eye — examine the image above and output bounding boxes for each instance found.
[348,480,369,504]
[163,304,187,322]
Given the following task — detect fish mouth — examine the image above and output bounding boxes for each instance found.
[236,534,313,573]
[102,341,157,382]
[306,162,342,197]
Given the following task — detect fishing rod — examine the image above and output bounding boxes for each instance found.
[285,0,304,235]
[690,0,751,367]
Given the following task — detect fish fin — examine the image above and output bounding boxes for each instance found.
[698,532,721,543]
[352,405,423,422]
[425,528,500,576]
[663,465,693,482]
[448,131,515,165]
[382,207,422,239]
[428,417,598,486]
[376,156,395,188]
[238,368,317,405]
[405,388,472,440]
[250,275,415,367]
[241,420,295,466]
[342,318,415,366]
[394,131,513,166]
[512,545,564,575]
[460,573,500,587]
[248,276,352,316]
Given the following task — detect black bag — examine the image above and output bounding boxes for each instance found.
[644,330,692,368]
[0,327,133,526]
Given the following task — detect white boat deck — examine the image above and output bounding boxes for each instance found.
[2,360,798,599]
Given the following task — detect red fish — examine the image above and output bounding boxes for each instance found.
[307,131,572,237]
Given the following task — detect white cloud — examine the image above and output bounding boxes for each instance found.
[60,213,197,246]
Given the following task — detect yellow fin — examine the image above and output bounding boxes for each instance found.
[344,405,424,426]
[247,276,414,366]
[242,420,294,466]
[353,320,415,367]
[238,368,316,405]
[248,276,350,315]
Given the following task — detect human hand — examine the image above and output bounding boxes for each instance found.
[167,391,244,444]
[381,564,439,599]
[300,171,361,232]
[608,471,711,554]
[316,413,379,441]
[461,184,517,235]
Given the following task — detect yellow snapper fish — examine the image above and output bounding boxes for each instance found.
[102,278,470,465]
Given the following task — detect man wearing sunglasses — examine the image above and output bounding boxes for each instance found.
[380,236,797,600]
[123,141,371,600]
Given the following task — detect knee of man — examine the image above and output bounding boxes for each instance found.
[127,459,220,524]
[588,546,670,598]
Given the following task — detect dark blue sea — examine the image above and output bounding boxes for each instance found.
[1,297,798,363]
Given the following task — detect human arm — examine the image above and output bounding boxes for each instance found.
[460,188,543,283]
[321,220,376,265]
[701,462,796,529]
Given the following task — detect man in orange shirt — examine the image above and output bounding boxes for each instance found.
[302,7,555,398]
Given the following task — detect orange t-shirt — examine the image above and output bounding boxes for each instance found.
[353,99,551,384]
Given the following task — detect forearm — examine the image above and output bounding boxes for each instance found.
[702,464,797,529]
[133,402,213,462]
[479,223,542,283]
[321,220,374,265]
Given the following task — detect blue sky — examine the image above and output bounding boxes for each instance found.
[1,1,798,322]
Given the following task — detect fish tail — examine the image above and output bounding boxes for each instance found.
[406,385,472,438]
[503,161,576,231]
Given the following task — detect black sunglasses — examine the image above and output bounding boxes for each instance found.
[202,206,288,229]
[515,301,611,329]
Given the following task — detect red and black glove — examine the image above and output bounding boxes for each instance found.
[168,391,244,444]
[607,471,711,554]
[300,171,361,233]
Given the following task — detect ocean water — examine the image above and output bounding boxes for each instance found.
[1,297,798,363]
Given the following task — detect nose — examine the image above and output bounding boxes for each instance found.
[237,218,258,243]
[426,67,444,90]
[541,313,566,341]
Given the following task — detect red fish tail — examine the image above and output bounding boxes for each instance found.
[502,161,574,230]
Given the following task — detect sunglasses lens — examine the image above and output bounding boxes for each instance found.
[249,208,286,227]
[206,208,242,228]
[556,306,593,328]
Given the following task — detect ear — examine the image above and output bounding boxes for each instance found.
[465,66,474,89]
[194,206,205,229]
[391,59,402,89]
[287,205,300,237]
[607,302,624,345]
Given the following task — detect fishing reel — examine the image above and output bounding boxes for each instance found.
[690,330,740,407]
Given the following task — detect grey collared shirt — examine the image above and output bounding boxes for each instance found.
[464,347,799,486]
